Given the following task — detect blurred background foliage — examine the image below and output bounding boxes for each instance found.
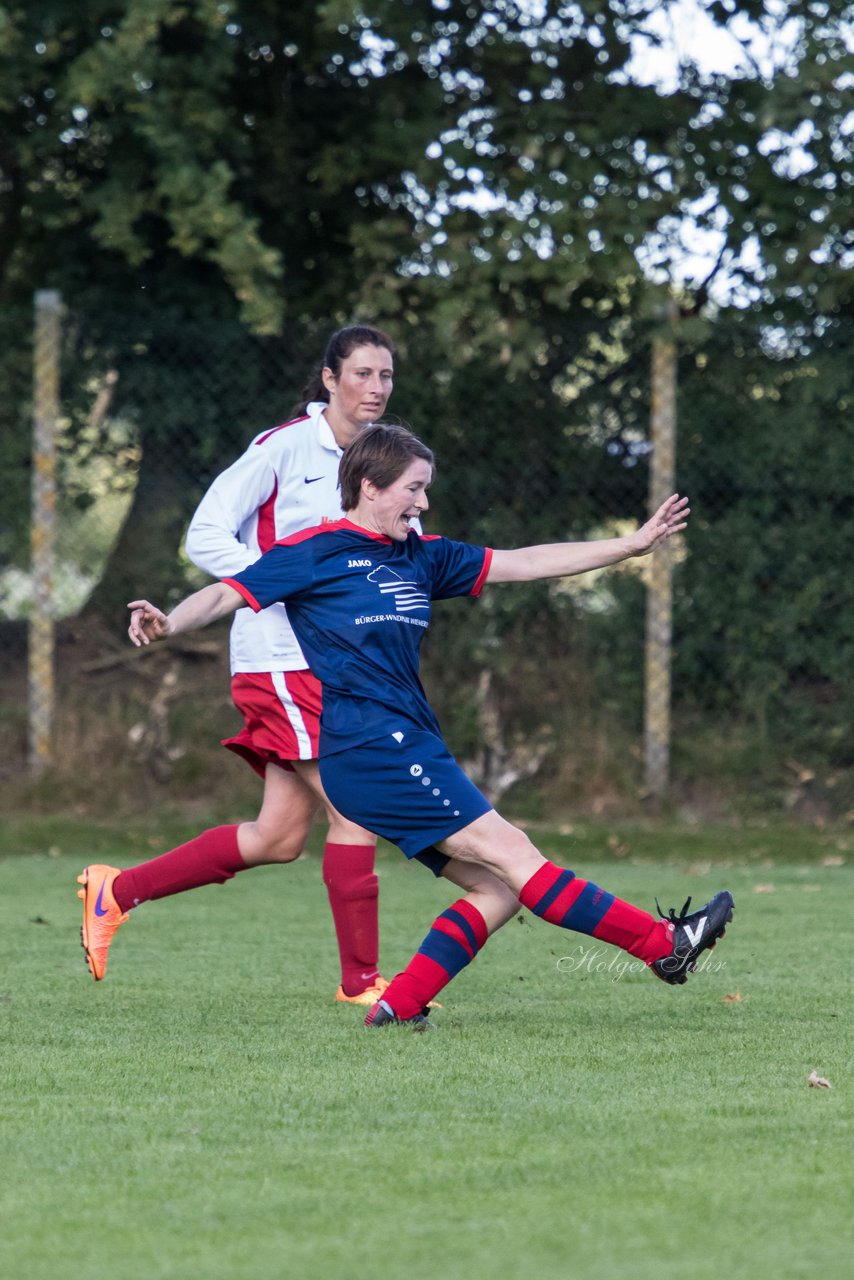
[1,1,851,817]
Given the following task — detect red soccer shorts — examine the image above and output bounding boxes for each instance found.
[223,670,322,777]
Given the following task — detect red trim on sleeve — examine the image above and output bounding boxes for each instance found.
[470,547,493,597]
[256,476,278,552]
[223,577,262,612]
[254,415,309,445]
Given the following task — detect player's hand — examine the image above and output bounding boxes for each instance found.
[127,599,171,646]
[628,494,690,556]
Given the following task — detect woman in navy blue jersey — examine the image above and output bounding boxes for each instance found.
[126,424,735,1026]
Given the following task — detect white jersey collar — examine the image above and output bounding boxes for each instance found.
[307,402,345,456]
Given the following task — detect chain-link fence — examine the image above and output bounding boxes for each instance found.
[3,294,852,817]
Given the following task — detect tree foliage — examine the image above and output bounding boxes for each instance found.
[0,1,850,771]
[4,2,848,334]
[676,316,854,751]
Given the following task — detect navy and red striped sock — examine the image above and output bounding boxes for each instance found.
[380,899,488,1020]
[113,825,247,911]
[518,862,672,965]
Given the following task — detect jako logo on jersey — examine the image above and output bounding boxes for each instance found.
[348,559,372,568]
[367,565,429,612]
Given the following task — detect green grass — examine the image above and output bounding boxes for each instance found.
[1,819,852,1280]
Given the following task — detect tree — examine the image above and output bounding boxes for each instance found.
[676,314,854,750]
[0,1,284,610]
[1,0,850,776]
[338,1,850,333]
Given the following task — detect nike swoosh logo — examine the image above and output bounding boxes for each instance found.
[94,880,110,917]
[304,475,324,484]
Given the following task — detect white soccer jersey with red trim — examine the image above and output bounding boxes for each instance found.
[185,402,346,672]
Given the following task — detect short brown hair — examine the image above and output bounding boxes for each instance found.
[338,423,434,512]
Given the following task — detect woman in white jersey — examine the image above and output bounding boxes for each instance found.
[76,326,415,1004]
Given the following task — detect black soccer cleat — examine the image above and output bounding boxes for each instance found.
[651,890,735,985]
[364,999,434,1031]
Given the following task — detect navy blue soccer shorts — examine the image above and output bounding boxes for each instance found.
[319,730,493,873]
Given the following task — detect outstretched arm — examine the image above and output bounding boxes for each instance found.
[127,582,245,647]
[486,494,689,585]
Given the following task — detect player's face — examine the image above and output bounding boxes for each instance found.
[322,344,394,442]
[369,458,432,542]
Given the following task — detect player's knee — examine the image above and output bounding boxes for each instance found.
[269,842,304,864]
[488,827,540,873]
[246,822,307,864]
[494,825,536,858]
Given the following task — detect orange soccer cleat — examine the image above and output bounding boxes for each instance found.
[335,975,391,1007]
[335,976,442,1009]
[77,864,128,981]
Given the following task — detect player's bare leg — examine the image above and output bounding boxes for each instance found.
[235,762,317,865]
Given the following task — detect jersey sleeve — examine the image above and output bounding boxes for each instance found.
[185,447,277,578]
[223,542,315,612]
[422,537,493,600]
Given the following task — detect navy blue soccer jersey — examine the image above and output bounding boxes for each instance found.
[224,518,492,755]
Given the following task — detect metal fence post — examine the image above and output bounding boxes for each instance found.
[644,319,677,797]
[29,289,62,773]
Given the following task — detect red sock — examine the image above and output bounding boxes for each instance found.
[381,899,489,1020]
[322,842,380,995]
[518,862,672,965]
[113,825,246,911]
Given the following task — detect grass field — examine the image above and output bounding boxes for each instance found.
[1,815,852,1280]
